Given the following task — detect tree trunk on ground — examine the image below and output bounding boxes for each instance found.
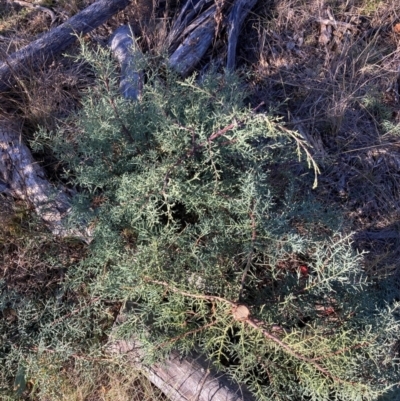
[0,0,132,91]
[109,25,143,101]
[109,312,255,401]
[0,121,82,237]
[167,0,217,77]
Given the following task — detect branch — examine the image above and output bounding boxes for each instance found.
[0,121,88,239]
[168,4,217,77]
[143,278,363,386]
[109,25,143,101]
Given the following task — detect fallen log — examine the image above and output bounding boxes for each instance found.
[0,0,132,91]
[110,310,254,401]
[166,0,214,53]
[0,121,78,237]
[168,2,217,77]
[109,25,143,101]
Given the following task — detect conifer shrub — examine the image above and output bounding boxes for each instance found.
[29,47,400,401]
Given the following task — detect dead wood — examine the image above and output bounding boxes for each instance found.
[168,3,216,77]
[0,0,132,92]
[0,121,75,236]
[167,0,257,76]
[166,0,214,53]
[226,0,257,71]
[109,25,143,101]
[109,312,254,401]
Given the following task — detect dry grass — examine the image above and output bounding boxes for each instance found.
[33,360,166,401]
[243,0,400,275]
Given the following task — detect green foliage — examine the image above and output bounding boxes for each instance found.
[22,47,400,400]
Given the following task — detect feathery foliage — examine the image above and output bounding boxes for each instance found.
[16,46,400,400]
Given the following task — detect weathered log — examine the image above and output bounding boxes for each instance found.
[109,25,143,101]
[109,312,254,401]
[166,0,213,53]
[169,7,216,77]
[0,0,132,91]
[226,0,257,70]
[0,121,80,237]
[111,342,252,401]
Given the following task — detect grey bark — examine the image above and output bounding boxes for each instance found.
[226,0,258,70]
[167,0,216,77]
[109,25,143,101]
[166,0,214,52]
[0,121,89,238]
[109,312,254,401]
[0,0,132,91]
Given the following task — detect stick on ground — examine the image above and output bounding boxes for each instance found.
[0,0,132,91]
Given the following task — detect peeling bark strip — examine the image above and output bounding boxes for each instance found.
[0,122,71,236]
[226,0,258,70]
[0,0,132,91]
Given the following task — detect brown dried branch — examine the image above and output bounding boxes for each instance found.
[143,278,363,386]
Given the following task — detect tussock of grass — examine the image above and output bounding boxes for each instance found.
[244,0,400,274]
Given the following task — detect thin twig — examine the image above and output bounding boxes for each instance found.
[142,278,361,386]
[278,124,320,188]
[104,78,133,143]
[50,297,100,327]
[238,198,256,299]
[310,342,370,361]
[315,18,356,31]
[162,102,265,194]
[155,321,217,350]
[207,101,265,143]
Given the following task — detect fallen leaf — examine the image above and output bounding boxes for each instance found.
[393,23,400,34]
